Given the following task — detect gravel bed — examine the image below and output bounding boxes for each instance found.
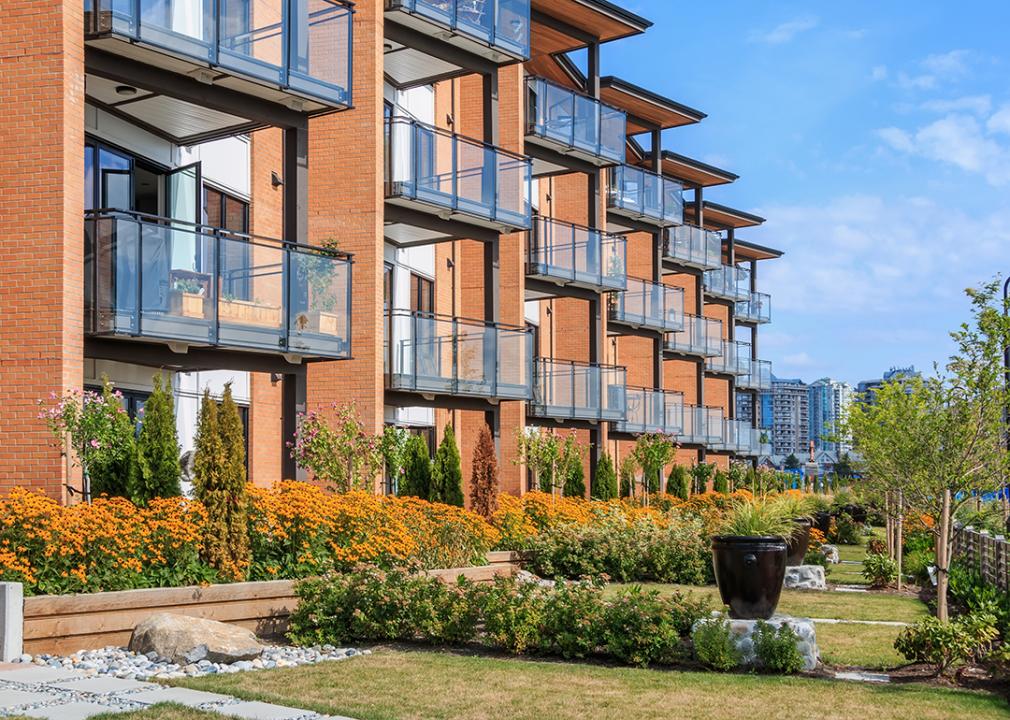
[10,644,370,681]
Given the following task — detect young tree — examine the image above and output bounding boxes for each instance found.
[130,373,180,505]
[667,464,690,500]
[784,453,802,470]
[592,453,618,501]
[399,434,432,499]
[89,379,138,499]
[469,424,499,518]
[217,382,251,575]
[846,281,1010,620]
[431,424,464,506]
[632,433,675,500]
[514,428,561,497]
[380,425,410,495]
[289,402,382,492]
[559,433,586,498]
[691,462,714,495]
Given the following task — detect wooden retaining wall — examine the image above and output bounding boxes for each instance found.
[23,552,520,655]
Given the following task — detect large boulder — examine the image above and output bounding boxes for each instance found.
[784,565,827,591]
[129,613,264,665]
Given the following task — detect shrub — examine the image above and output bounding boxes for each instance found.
[866,537,886,555]
[131,373,181,504]
[619,455,637,498]
[894,613,999,675]
[829,512,862,545]
[431,425,463,507]
[410,576,483,645]
[949,562,1010,635]
[668,465,690,500]
[399,434,432,500]
[379,426,409,495]
[90,379,137,499]
[289,403,382,492]
[753,621,804,674]
[691,463,714,495]
[803,550,829,568]
[862,552,898,588]
[712,470,729,495]
[632,434,674,496]
[592,453,618,501]
[481,576,547,654]
[469,424,499,519]
[903,548,933,585]
[693,619,741,671]
[599,586,700,667]
[537,580,605,659]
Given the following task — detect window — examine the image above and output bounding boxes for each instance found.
[204,186,251,300]
[410,272,434,314]
[383,262,394,312]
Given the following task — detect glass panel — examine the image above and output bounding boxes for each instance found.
[496,152,528,225]
[456,0,493,42]
[288,0,351,101]
[411,0,453,25]
[219,0,284,83]
[542,81,575,146]
[290,246,350,356]
[572,93,599,154]
[602,235,626,289]
[496,0,530,56]
[599,104,626,162]
[456,142,494,217]
[138,0,214,60]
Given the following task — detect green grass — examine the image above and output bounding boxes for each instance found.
[174,648,1009,720]
[816,623,906,669]
[6,706,223,720]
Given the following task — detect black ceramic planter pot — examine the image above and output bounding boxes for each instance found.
[813,511,831,534]
[785,518,812,567]
[712,535,787,620]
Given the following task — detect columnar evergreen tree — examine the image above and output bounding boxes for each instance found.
[712,470,729,494]
[193,386,249,581]
[431,424,463,506]
[130,374,181,505]
[668,464,690,500]
[90,378,137,498]
[469,424,499,518]
[399,434,432,499]
[592,453,618,501]
[559,433,586,498]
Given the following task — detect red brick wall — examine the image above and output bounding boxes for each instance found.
[0,1,85,499]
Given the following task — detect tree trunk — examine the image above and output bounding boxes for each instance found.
[936,489,952,622]
[885,493,894,559]
[896,491,904,592]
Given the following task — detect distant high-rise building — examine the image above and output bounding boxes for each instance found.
[857,366,921,404]
[808,378,853,453]
[769,376,809,457]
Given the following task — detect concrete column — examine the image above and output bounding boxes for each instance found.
[0,583,23,662]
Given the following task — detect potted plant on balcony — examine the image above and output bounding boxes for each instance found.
[168,278,206,319]
[712,497,793,619]
[218,293,283,328]
[293,238,344,336]
[772,491,816,567]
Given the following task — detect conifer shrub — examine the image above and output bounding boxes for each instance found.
[469,424,499,518]
[592,453,618,501]
[399,434,432,500]
[668,464,690,500]
[431,424,463,506]
[130,374,181,505]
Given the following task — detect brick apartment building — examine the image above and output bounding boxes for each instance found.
[0,0,780,500]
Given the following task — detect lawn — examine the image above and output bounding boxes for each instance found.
[174,648,1009,720]
[9,707,220,720]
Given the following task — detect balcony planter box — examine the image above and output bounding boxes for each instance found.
[785,519,812,567]
[168,290,206,319]
[712,535,787,620]
[219,299,282,327]
[293,310,342,336]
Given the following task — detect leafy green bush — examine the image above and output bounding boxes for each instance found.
[537,580,605,659]
[829,512,862,545]
[803,549,829,568]
[903,548,933,585]
[481,575,548,654]
[526,515,711,585]
[712,470,729,495]
[894,613,999,675]
[753,621,804,674]
[949,562,1010,635]
[862,552,898,588]
[668,465,690,501]
[599,587,691,667]
[592,454,618,501]
[410,576,484,645]
[692,619,741,671]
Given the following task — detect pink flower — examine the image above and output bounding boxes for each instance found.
[89,439,101,449]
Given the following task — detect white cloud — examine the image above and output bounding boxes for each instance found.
[748,16,818,45]
[921,50,971,77]
[870,65,888,81]
[896,72,937,90]
[876,112,1010,185]
[921,95,992,116]
[986,105,1010,135]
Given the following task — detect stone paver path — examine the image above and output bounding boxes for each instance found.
[0,665,355,720]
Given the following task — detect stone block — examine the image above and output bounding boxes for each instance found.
[693,614,819,671]
[820,545,840,564]
[784,565,827,590]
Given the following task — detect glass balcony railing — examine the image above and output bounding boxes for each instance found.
[738,359,772,391]
[526,217,626,292]
[664,314,722,357]
[713,418,753,454]
[706,340,751,376]
[385,116,532,231]
[608,278,684,333]
[611,388,684,436]
[84,0,353,108]
[530,359,627,422]
[84,210,352,359]
[607,165,683,227]
[525,77,626,165]
[680,404,724,446]
[704,264,751,302]
[736,291,772,324]
[665,224,722,271]
[385,310,533,400]
[386,0,530,60]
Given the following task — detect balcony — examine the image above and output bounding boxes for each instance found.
[664,314,722,358]
[611,388,684,436]
[665,224,722,271]
[526,217,626,294]
[385,0,530,66]
[84,0,352,111]
[738,359,772,391]
[84,210,352,360]
[607,165,683,228]
[608,279,684,334]
[713,418,753,454]
[704,264,750,302]
[385,310,533,401]
[706,340,751,377]
[525,77,626,167]
[736,291,772,324]
[385,117,532,235]
[530,359,626,423]
[680,404,724,446]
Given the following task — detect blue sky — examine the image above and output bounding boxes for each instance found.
[596,2,1010,386]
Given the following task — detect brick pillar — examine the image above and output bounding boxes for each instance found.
[0,1,85,499]
[305,4,385,435]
